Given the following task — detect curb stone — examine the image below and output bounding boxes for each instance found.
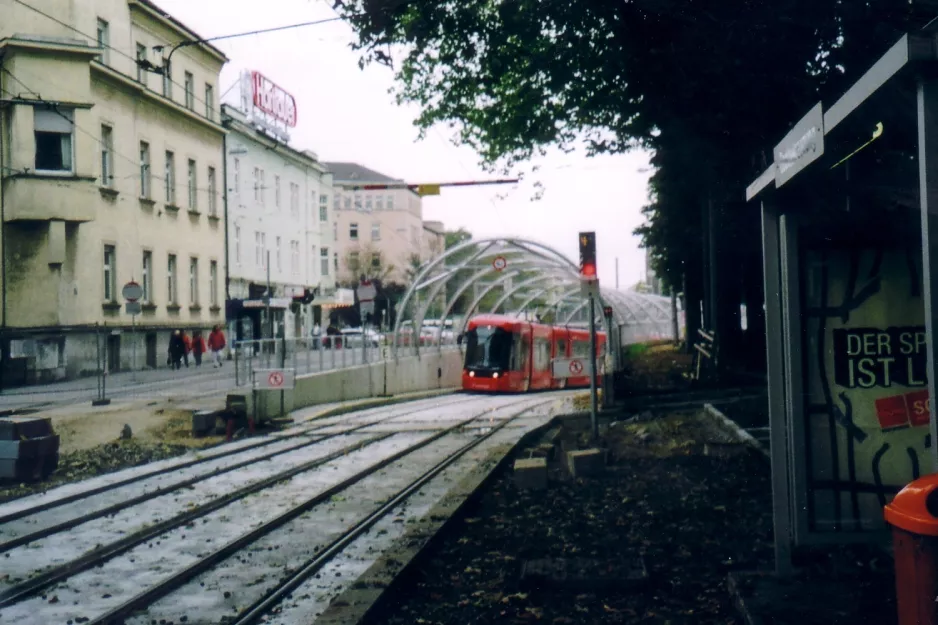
[314,413,563,625]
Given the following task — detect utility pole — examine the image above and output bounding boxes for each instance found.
[266,250,273,340]
[615,257,619,290]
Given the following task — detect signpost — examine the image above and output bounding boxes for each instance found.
[122,281,143,381]
[492,256,508,272]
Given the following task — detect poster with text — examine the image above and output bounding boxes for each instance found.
[803,246,928,533]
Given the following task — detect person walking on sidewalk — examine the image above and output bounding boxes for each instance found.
[169,330,185,370]
[191,330,207,367]
[208,325,227,368]
[181,330,192,368]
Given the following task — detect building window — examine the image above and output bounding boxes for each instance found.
[333,194,340,210]
[255,231,266,268]
[209,261,218,306]
[189,257,199,305]
[275,236,282,272]
[204,83,214,120]
[290,240,299,275]
[103,245,116,302]
[290,182,299,218]
[321,247,329,276]
[96,18,110,65]
[365,195,373,211]
[139,142,151,199]
[142,251,152,303]
[333,222,338,242]
[136,43,147,84]
[411,225,418,245]
[207,166,217,216]
[349,223,359,240]
[234,225,242,265]
[233,158,240,194]
[34,107,74,172]
[376,195,384,210]
[371,253,381,270]
[354,194,362,211]
[162,60,172,99]
[344,196,351,210]
[184,72,195,110]
[334,252,338,273]
[319,195,328,222]
[349,251,360,272]
[164,151,176,205]
[311,245,317,277]
[371,222,381,241]
[274,176,281,208]
[187,159,197,210]
[100,124,113,187]
[387,194,394,210]
[167,254,178,304]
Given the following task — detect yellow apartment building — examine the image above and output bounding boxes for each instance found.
[0,0,227,383]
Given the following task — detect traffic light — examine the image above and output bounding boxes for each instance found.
[603,305,613,318]
[578,232,597,278]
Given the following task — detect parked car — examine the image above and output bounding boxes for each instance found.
[339,327,381,348]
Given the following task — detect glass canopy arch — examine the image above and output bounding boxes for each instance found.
[391,237,678,356]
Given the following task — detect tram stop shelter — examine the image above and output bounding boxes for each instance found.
[746,21,938,584]
[388,237,677,377]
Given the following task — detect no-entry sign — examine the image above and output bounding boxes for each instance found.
[551,358,594,379]
[254,368,296,390]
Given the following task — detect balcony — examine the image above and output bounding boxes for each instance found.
[4,174,97,222]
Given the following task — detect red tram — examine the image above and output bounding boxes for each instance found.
[461,314,607,393]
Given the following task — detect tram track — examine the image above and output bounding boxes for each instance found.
[0,393,480,526]
[0,394,560,625]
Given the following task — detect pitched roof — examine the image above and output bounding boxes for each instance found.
[323,162,402,184]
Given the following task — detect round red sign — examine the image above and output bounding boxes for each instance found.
[268,371,285,387]
[569,360,584,375]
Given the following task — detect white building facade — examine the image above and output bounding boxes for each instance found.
[222,103,333,342]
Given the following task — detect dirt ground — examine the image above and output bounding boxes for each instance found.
[367,410,897,625]
[619,341,694,394]
[0,398,227,504]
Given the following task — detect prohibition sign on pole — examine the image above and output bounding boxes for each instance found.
[268,371,285,388]
[122,281,144,303]
[569,359,584,375]
[492,256,508,272]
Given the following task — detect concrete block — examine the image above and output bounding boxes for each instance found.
[529,443,556,459]
[514,457,548,490]
[0,416,53,441]
[566,449,605,478]
[192,410,218,437]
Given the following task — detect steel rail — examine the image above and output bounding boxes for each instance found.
[232,400,552,625]
[0,393,479,525]
[0,433,393,608]
[87,410,502,625]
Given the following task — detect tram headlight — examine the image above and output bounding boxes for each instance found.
[468,371,475,378]
[492,372,499,379]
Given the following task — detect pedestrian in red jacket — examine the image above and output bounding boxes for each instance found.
[208,325,227,368]
[191,330,207,367]
[181,330,192,368]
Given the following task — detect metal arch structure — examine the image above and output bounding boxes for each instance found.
[390,236,681,358]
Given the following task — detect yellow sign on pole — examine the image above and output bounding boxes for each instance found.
[416,184,441,197]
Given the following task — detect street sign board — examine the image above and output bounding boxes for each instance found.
[492,256,507,272]
[122,281,143,302]
[552,358,593,379]
[580,277,600,298]
[774,101,824,188]
[254,368,296,390]
[125,301,142,315]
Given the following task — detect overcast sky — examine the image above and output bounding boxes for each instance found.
[153,0,653,288]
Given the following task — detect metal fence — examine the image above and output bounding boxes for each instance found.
[232,334,463,388]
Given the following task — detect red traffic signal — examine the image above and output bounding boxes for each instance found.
[603,305,613,317]
[578,232,597,278]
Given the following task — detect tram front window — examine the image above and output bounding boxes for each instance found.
[464,326,513,370]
